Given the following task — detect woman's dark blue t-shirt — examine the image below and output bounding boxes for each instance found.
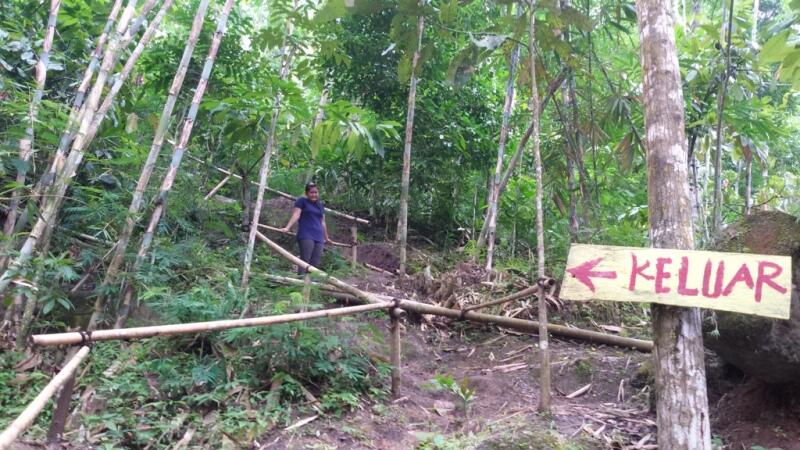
[294,197,325,242]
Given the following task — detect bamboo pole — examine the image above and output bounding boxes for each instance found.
[109,0,236,330]
[256,232,387,305]
[93,0,211,327]
[259,265,653,352]
[242,9,297,293]
[0,346,90,449]
[257,224,351,248]
[33,303,390,347]
[483,39,520,273]
[204,173,231,200]
[2,0,62,238]
[397,11,425,275]
[188,154,369,225]
[462,285,538,312]
[529,0,551,413]
[42,0,151,188]
[0,0,139,297]
[390,309,402,398]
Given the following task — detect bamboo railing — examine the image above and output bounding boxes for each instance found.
[0,346,91,450]
[259,273,653,352]
[32,303,391,346]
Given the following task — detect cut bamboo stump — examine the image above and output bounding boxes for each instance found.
[32,303,391,346]
[0,346,90,449]
[260,273,653,352]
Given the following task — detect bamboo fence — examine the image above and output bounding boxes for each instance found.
[259,271,653,352]
[33,302,391,346]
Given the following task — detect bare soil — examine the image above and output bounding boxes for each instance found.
[259,321,656,449]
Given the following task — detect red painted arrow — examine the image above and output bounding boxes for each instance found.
[566,257,617,292]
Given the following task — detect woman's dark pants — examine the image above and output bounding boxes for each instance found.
[298,239,324,274]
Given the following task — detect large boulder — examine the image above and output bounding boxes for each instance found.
[704,211,800,384]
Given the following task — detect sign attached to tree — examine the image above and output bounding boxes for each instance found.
[561,244,792,319]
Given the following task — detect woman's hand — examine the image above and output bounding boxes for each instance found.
[280,226,290,234]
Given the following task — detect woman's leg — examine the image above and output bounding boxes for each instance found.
[309,241,324,269]
[298,239,315,274]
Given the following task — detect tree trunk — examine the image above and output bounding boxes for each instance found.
[241,8,296,294]
[95,0,209,324]
[711,0,735,233]
[240,165,252,239]
[529,0,551,414]
[752,0,760,46]
[744,157,753,215]
[100,0,236,330]
[2,0,62,238]
[636,0,711,447]
[474,69,566,247]
[484,42,520,272]
[306,86,329,184]
[397,12,425,275]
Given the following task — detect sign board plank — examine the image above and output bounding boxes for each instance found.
[560,244,792,319]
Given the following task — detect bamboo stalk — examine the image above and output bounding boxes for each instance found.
[204,173,231,200]
[33,303,390,347]
[483,39,520,273]
[188,154,369,225]
[259,264,653,352]
[397,12,425,275]
[43,0,152,187]
[109,0,236,330]
[256,232,387,305]
[134,0,235,262]
[257,224,351,248]
[462,285,538,312]
[2,0,62,238]
[0,0,140,297]
[26,0,170,302]
[0,346,90,449]
[242,12,297,293]
[94,0,211,327]
[529,0,551,414]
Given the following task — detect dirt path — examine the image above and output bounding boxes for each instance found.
[261,322,654,449]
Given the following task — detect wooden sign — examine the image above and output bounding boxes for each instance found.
[560,244,792,319]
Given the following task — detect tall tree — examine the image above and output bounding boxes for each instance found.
[104,0,237,329]
[397,8,425,275]
[484,41,520,272]
[2,0,62,238]
[529,0,551,414]
[241,4,297,294]
[711,0,735,232]
[636,0,711,447]
[0,0,141,297]
[93,0,211,323]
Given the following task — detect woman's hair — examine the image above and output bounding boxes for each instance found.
[305,182,317,194]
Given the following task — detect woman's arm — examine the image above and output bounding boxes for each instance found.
[322,216,331,243]
[281,207,302,232]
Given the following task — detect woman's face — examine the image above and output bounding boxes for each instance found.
[307,187,319,201]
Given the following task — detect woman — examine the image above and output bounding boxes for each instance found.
[280,183,331,274]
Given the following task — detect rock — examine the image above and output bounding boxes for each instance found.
[704,211,800,384]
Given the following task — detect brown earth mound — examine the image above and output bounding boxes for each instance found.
[356,243,400,273]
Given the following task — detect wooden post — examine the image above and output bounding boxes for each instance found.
[302,273,311,309]
[0,346,90,449]
[390,307,403,398]
[351,222,358,270]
